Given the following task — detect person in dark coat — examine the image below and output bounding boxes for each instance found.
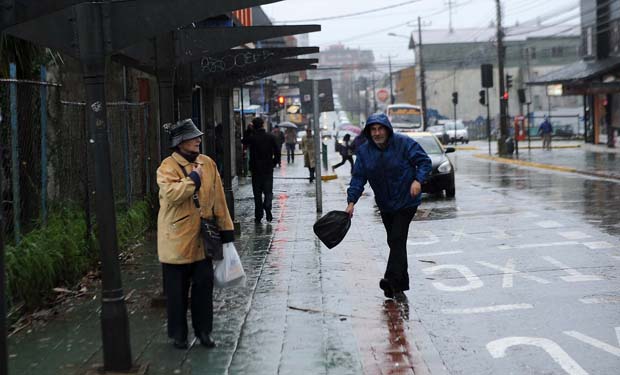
[332,133,355,174]
[345,113,432,300]
[242,117,280,223]
[271,125,285,167]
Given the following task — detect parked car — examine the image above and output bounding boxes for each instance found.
[407,132,456,197]
[427,125,450,144]
[442,120,469,144]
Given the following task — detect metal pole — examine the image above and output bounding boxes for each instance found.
[220,88,235,220]
[9,63,20,244]
[0,215,5,375]
[76,3,132,371]
[418,16,428,130]
[40,65,48,225]
[372,73,377,113]
[486,88,491,155]
[143,103,150,195]
[121,66,132,207]
[453,101,457,142]
[496,0,508,155]
[388,56,394,105]
[527,102,531,150]
[312,80,322,213]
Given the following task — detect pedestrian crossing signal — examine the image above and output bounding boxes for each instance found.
[277,96,285,105]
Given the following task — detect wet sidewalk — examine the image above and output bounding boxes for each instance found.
[8,154,435,374]
[467,139,620,180]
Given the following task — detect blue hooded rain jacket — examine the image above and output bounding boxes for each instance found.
[347,113,432,213]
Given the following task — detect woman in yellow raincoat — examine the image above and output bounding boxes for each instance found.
[157,119,234,349]
[300,127,316,182]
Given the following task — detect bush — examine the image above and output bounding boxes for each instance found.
[5,200,152,311]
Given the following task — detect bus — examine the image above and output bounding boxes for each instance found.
[386,103,423,133]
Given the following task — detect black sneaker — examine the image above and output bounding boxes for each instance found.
[254,217,262,224]
[266,210,273,222]
[379,278,394,299]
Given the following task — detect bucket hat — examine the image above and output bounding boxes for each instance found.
[164,119,204,148]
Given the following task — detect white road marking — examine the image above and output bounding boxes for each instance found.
[422,265,484,292]
[536,220,564,228]
[564,328,620,357]
[450,227,485,242]
[442,303,533,315]
[502,259,515,288]
[541,256,603,282]
[579,296,620,304]
[583,241,615,249]
[476,261,551,285]
[407,230,439,245]
[487,337,589,375]
[498,241,578,250]
[415,251,462,257]
[558,231,591,240]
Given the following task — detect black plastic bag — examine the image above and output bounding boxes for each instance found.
[313,211,351,249]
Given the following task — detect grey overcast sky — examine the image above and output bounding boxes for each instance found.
[262,0,581,68]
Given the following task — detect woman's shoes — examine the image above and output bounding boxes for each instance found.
[198,332,216,348]
[172,339,188,350]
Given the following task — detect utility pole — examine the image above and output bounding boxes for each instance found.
[496,0,508,155]
[388,55,395,104]
[416,17,429,130]
[312,80,322,213]
[372,73,378,113]
[447,0,455,33]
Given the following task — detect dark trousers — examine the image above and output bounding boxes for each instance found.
[380,206,417,292]
[251,173,273,219]
[162,258,214,341]
[332,155,354,173]
[286,143,295,163]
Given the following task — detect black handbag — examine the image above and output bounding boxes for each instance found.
[178,163,223,260]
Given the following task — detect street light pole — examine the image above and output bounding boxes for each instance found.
[388,56,395,104]
[417,16,428,130]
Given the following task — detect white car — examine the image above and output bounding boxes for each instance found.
[442,120,469,144]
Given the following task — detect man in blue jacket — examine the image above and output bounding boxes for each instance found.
[345,113,432,300]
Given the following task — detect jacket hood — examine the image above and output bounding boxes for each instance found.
[363,113,394,142]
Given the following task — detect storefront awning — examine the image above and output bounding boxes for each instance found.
[527,57,620,95]
[197,58,318,85]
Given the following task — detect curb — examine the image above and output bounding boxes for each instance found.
[472,154,620,181]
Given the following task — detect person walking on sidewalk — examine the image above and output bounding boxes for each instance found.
[332,133,355,174]
[301,127,316,182]
[242,117,280,223]
[284,127,297,163]
[157,119,235,350]
[344,113,432,300]
[538,116,553,150]
[272,125,285,167]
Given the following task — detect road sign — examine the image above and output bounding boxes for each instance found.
[376,88,389,103]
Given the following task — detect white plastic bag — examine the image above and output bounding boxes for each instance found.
[213,242,246,288]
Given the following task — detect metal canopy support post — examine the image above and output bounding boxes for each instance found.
[156,34,175,161]
[75,3,132,371]
[313,80,322,213]
[0,208,6,375]
[220,87,235,220]
[9,63,20,244]
[40,65,48,224]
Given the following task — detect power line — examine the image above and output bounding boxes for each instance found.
[273,0,421,23]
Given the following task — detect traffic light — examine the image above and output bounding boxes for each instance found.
[277,95,285,107]
[506,74,513,89]
[502,91,509,100]
[452,92,458,105]
[478,89,486,105]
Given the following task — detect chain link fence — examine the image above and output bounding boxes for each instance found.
[0,70,155,247]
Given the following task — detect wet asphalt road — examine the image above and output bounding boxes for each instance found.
[7,145,619,375]
[402,150,620,375]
